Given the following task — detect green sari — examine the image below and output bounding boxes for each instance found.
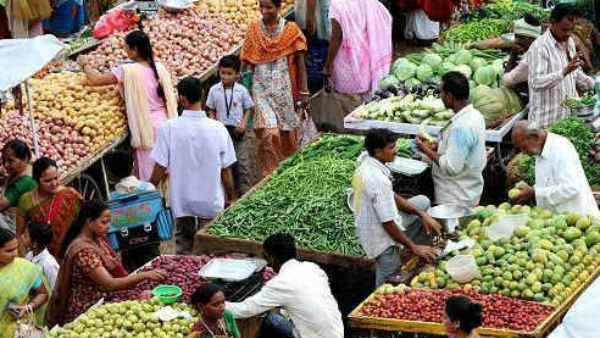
[0,258,51,338]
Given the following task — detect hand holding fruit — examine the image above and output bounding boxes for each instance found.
[420,213,442,236]
[508,181,534,203]
[412,244,438,262]
[143,269,167,281]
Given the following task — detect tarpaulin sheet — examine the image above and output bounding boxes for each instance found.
[0,34,65,91]
[547,275,600,338]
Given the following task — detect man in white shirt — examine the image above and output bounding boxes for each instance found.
[227,233,344,338]
[511,120,600,217]
[353,129,441,286]
[526,5,594,128]
[417,71,487,207]
[151,77,237,254]
[25,222,59,290]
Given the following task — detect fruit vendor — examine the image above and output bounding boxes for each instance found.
[503,15,542,102]
[511,120,600,217]
[417,71,486,207]
[226,233,344,338]
[352,128,441,287]
[526,5,594,129]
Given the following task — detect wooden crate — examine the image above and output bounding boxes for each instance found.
[194,135,374,270]
[348,265,600,337]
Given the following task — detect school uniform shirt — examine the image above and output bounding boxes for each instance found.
[534,133,600,217]
[206,82,254,127]
[227,259,344,338]
[151,110,236,218]
[25,248,59,290]
[527,30,594,128]
[351,155,403,259]
[432,104,486,207]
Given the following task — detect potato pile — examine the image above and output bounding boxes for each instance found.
[29,72,127,153]
[200,0,294,30]
[84,8,243,81]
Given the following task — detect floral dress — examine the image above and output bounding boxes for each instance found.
[252,17,299,132]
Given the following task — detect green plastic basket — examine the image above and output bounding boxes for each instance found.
[152,285,182,304]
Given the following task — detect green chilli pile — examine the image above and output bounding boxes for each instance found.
[209,135,413,256]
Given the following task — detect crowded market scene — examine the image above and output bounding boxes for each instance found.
[2,0,600,335]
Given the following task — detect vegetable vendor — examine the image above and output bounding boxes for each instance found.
[503,15,542,101]
[188,283,240,338]
[352,128,441,287]
[526,5,594,129]
[227,233,344,338]
[510,120,600,217]
[0,140,36,232]
[417,71,486,207]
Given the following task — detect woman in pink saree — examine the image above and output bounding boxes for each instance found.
[323,0,393,96]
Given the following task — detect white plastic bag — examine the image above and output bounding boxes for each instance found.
[486,213,528,241]
[446,255,480,283]
[298,108,319,149]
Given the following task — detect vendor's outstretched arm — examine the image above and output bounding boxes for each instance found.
[394,194,425,217]
[226,279,289,318]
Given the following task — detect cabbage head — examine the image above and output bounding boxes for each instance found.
[454,49,473,65]
[405,78,422,89]
[380,75,400,89]
[474,66,497,86]
[393,58,412,72]
[470,57,488,72]
[471,85,506,128]
[439,61,456,75]
[416,64,434,82]
[394,61,417,82]
[453,65,473,79]
[422,53,443,72]
[492,59,505,77]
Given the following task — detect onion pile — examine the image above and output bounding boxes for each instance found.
[0,111,90,176]
[84,8,243,81]
[109,255,213,303]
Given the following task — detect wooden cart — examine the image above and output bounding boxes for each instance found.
[348,265,600,337]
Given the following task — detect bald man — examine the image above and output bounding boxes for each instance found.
[511,121,599,217]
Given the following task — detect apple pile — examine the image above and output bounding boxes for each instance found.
[358,285,554,333]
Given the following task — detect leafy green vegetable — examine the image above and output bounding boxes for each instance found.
[474,66,497,86]
[416,64,434,82]
[380,75,400,89]
[394,61,418,81]
[453,64,473,79]
[469,57,488,72]
[422,53,443,72]
[445,18,511,42]
[467,0,550,23]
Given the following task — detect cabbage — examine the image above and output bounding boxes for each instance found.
[380,75,400,89]
[422,53,443,72]
[470,57,488,72]
[492,59,505,77]
[454,49,473,65]
[394,61,417,82]
[393,58,412,72]
[416,64,434,82]
[474,66,497,86]
[453,65,473,79]
[439,61,456,75]
[500,86,523,115]
[404,78,422,89]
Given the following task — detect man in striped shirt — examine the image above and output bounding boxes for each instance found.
[526,5,593,129]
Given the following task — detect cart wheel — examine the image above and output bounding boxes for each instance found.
[70,173,104,201]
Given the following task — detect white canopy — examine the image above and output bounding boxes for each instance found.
[0,35,66,91]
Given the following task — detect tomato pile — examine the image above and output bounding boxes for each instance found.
[109,255,213,303]
[358,287,554,332]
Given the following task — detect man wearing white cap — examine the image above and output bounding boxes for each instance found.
[503,15,543,93]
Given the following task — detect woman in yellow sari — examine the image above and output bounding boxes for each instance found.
[0,228,51,337]
[77,30,178,181]
[241,0,308,178]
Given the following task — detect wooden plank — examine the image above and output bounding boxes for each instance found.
[348,265,600,337]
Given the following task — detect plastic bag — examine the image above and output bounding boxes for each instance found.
[298,108,319,149]
[93,9,137,39]
[445,255,480,283]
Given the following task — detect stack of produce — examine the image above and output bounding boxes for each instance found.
[45,299,198,338]
[0,73,126,177]
[109,255,212,303]
[445,19,511,43]
[83,8,243,80]
[200,0,293,30]
[354,94,455,127]
[414,203,600,308]
[357,284,554,332]
[209,135,414,256]
[382,43,507,92]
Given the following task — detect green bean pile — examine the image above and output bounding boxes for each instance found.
[209,135,415,256]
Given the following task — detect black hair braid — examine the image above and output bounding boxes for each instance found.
[125,31,166,104]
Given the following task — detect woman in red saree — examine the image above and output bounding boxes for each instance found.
[16,157,83,258]
[47,200,167,326]
[241,0,308,177]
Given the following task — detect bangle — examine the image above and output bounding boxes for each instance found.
[299,91,310,95]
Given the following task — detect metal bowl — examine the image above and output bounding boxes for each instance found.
[427,204,473,234]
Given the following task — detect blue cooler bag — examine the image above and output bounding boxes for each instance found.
[108,191,174,251]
